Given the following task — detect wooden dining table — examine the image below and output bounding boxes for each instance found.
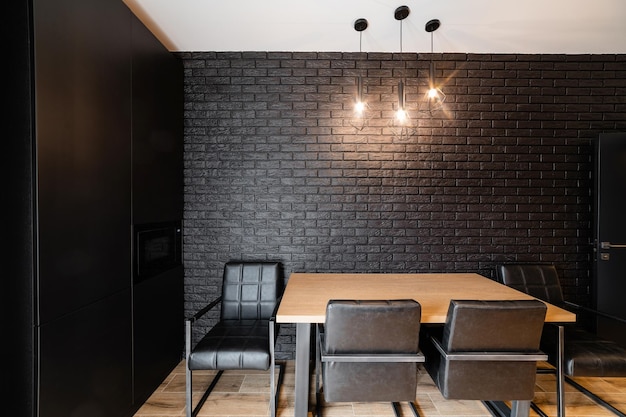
[276,272,577,417]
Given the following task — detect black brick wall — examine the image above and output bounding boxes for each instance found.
[178,51,626,358]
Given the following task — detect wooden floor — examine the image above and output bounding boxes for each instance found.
[133,360,626,417]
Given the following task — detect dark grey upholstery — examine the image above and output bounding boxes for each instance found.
[496,264,626,377]
[185,262,283,417]
[220,262,282,321]
[316,299,423,417]
[495,264,565,305]
[187,319,271,370]
[423,299,547,401]
[497,264,626,416]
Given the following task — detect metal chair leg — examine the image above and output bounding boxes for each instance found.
[186,319,192,417]
[408,402,421,417]
[537,356,626,417]
[186,366,192,417]
[315,325,322,417]
[391,402,421,417]
[270,321,276,417]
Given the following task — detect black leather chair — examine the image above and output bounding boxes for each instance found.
[421,299,548,417]
[315,299,424,417]
[185,261,284,417]
[497,264,626,417]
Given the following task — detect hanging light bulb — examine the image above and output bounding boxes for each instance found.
[427,60,445,105]
[354,18,368,116]
[355,68,366,115]
[396,80,407,122]
[395,6,410,123]
[425,19,446,111]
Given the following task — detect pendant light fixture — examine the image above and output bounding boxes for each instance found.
[424,18,446,112]
[349,17,373,133]
[389,5,417,140]
[354,18,368,116]
[394,5,410,123]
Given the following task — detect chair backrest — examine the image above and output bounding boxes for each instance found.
[443,299,547,352]
[429,299,547,401]
[324,299,421,354]
[496,264,565,306]
[221,261,283,320]
[321,299,422,403]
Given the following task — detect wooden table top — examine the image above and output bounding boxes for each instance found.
[276,272,577,324]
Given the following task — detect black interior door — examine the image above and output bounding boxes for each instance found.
[594,132,626,347]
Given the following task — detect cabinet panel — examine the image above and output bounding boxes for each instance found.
[130,14,184,404]
[131,14,183,224]
[7,2,36,415]
[38,290,132,417]
[133,266,184,403]
[34,0,133,322]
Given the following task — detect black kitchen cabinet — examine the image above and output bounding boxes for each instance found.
[8,1,183,416]
[34,1,134,415]
[38,291,133,417]
[34,0,133,324]
[130,13,184,405]
[131,14,184,225]
[133,266,184,402]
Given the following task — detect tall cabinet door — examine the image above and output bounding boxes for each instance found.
[7,1,37,415]
[35,0,132,320]
[130,14,184,404]
[131,15,183,225]
[34,0,133,415]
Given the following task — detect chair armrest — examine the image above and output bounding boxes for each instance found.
[185,296,222,361]
[430,336,547,362]
[270,296,283,322]
[268,296,283,345]
[186,296,222,326]
[321,352,425,363]
[319,334,425,363]
[563,301,626,325]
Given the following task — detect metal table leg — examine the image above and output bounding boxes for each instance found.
[557,325,565,417]
[294,323,311,417]
[511,400,531,417]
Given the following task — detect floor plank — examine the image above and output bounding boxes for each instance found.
[133,361,626,417]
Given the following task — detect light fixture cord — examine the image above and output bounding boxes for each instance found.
[359,31,363,53]
[430,31,434,54]
[398,19,405,76]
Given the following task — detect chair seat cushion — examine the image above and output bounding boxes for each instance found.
[543,325,626,377]
[188,319,270,371]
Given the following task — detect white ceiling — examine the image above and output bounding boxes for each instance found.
[123,0,626,54]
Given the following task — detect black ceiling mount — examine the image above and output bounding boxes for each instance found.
[354,18,368,32]
[425,19,441,32]
[394,5,410,21]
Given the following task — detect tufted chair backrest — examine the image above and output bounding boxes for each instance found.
[496,264,565,307]
[221,262,283,320]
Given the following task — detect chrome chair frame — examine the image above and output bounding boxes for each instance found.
[497,263,626,417]
[185,300,282,417]
[429,336,547,417]
[184,262,283,417]
[315,323,425,417]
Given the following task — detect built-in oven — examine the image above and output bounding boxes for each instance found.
[133,221,182,283]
